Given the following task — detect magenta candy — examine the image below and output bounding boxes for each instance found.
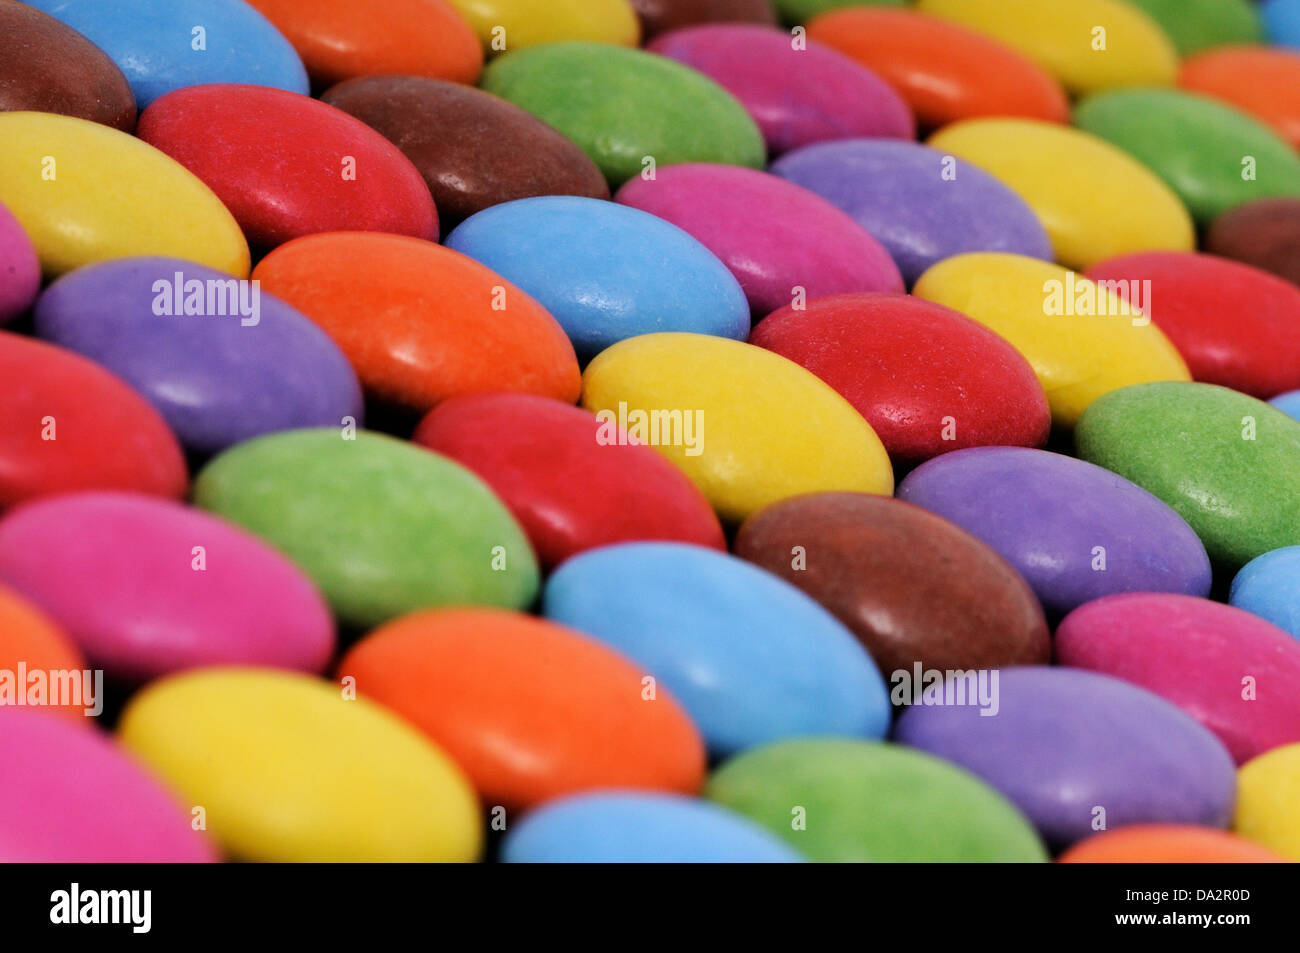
[1057,593,1300,764]
[616,164,902,315]
[0,707,216,862]
[0,201,40,323]
[0,492,334,682]
[648,24,914,155]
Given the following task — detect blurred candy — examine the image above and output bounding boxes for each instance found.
[776,0,906,23]
[1127,0,1262,55]
[1206,198,1300,286]
[1060,825,1284,864]
[1263,0,1300,49]
[1231,545,1300,639]
[1234,742,1300,860]
[632,0,776,38]
[0,583,90,725]
[1181,46,1300,150]
[448,0,640,49]
[0,202,39,324]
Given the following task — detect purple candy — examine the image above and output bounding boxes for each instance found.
[648,24,914,156]
[897,446,1212,615]
[33,256,363,455]
[0,200,41,323]
[894,667,1237,849]
[770,139,1053,284]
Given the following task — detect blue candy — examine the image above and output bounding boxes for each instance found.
[1231,545,1300,641]
[1269,388,1300,422]
[1263,0,1300,48]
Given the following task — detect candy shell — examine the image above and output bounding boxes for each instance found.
[1231,545,1300,640]
[1057,594,1300,763]
[0,583,90,724]
[1206,198,1300,287]
[0,202,40,324]
[0,708,216,862]
[251,232,580,412]
[1180,47,1300,150]
[446,196,748,360]
[581,333,893,523]
[448,0,640,49]
[913,254,1190,426]
[0,333,187,509]
[117,668,482,862]
[34,257,363,455]
[1059,826,1284,864]
[481,42,765,186]
[707,738,1048,862]
[734,493,1050,674]
[895,667,1238,848]
[1127,0,1262,55]
[777,0,907,23]
[338,609,705,809]
[633,0,777,39]
[0,493,335,682]
[413,393,724,569]
[1264,0,1300,49]
[771,140,1052,285]
[543,542,889,755]
[193,429,538,629]
[0,112,249,278]
[1234,743,1300,860]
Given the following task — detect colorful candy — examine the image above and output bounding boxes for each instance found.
[0,584,90,724]
[447,0,640,50]
[0,202,40,323]
[1206,197,1300,286]
[1234,743,1300,860]
[1180,46,1300,150]
[1060,825,1284,864]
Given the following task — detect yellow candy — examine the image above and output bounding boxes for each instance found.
[928,119,1194,270]
[118,668,481,862]
[917,0,1178,94]
[0,112,248,279]
[581,332,893,523]
[1235,743,1300,861]
[913,253,1190,427]
[450,0,639,51]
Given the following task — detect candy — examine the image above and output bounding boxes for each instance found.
[446,196,748,360]
[0,493,335,682]
[34,257,363,455]
[1059,594,1300,764]
[544,542,889,755]
[895,667,1238,848]
[1075,89,1300,224]
[0,0,136,130]
[1264,0,1300,48]
[1180,47,1300,151]
[320,76,609,233]
[1231,545,1300,639]
[806,7,1069,129]
[448,0,640,49]
[1275,391,1300,422]
[413,393,724,569]
[913,254,1190,426]
[1126,0,1262,55]
[0,333,187,509]
[1076,382,1300,568]
[648,24,914,155]
[1234,743,1300,860]
[0,583,90,724]
[706,738,1048,862]
[1206,198,1300,287]
[137,84,437,249]
[481,42,765,185]
[23,0,308,107]
[338,608,705,809]
[1059,826,1285,864]
[771,140,1051,285]
[244,0,482,87]
[0,112,249,278]
[897,447,1211,615]
[194,429,539,629]
[582,333,893,523]
[251,232,580,412]
[0,708,216,862]
[749,293,1048,462]
[616,164,902,316]
[1084,251,1300,399]
[927,120,1195,269]
[633,0,777,38]
[734,493,1049,674]
[117,668,481,862]
[0,202,40,324]
[776,0,906,23]
[502,792,802,863]
[916,0,1178,94]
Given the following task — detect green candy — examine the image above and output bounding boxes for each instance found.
[706,738,1048,862]
[1074,88,1300,223]
[194,429,539,628]
[777,0,907,26]
[1076,382,1300,568]
[1125,0,1262,56]
[480,42,765,186]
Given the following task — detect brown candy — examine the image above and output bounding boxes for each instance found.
[631,0,777,38]
[320,75,609,233]
[734,492,1050,676]
[0,0,136,131]
[1205,198,1300,288]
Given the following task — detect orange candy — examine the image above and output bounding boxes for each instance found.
[0,583,91,724]
[245,0,482,88]
[252,232,581,412]
[1059,825,1287,863]
[337,608,706,811]
[1180,46,1300,152]
[807,8,1069,130]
